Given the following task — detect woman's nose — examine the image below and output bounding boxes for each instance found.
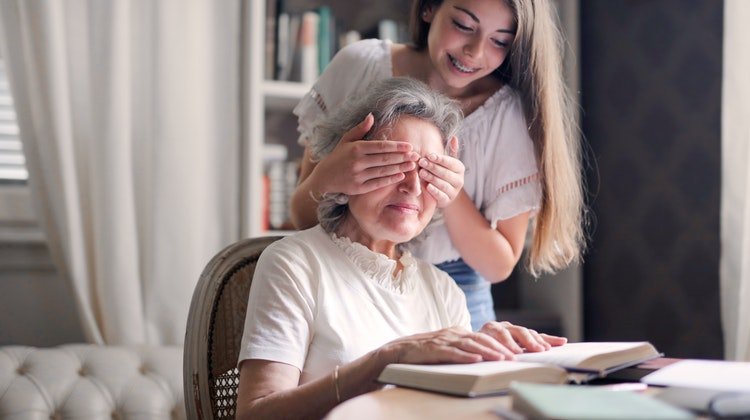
[398,169,422,195]
[464,36,484,58]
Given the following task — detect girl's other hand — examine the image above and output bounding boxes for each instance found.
[313,113,419,196]
[479,321,568,354]
[418,136,465,207]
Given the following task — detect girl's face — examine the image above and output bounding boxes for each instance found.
[423,0,515,90]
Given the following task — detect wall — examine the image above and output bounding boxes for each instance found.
[0,185,85,345]
[580,0,723,358]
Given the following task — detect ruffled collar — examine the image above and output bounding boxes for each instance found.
[330,233,418,295]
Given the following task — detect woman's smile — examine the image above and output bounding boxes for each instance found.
[448,53,480,74]
[386,202,421,215]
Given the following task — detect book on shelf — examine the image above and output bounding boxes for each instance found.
[299,11,319,84]
[317,6,332,75]
[377,341,661,397]
[509,382,694,419]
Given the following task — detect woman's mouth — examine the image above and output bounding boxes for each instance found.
[388,203,420,214]
[448,54,479,74]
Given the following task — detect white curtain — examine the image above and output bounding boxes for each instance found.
[0,0,241,345]
[721,0,750,361]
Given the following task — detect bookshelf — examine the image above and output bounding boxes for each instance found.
[244,0,409,237]
[245,1,308,237]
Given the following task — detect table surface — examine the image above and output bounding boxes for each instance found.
[327,387,510,420]
[326,385,664,420]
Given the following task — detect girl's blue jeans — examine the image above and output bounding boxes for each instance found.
[436,258,495,331]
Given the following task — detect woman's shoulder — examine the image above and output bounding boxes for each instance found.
[462,85,528,140]
[298,39,391,118]
[261,226,333,261]
[327,39,391,71]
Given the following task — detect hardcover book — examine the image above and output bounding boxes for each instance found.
[510,382,694,419]
[377,341,661,396]
[378,360,567,397]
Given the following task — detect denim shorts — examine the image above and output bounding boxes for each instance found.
[435,258,495,331]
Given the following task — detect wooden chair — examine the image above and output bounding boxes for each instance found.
[183,236,283,419]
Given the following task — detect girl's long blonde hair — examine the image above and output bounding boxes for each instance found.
[411,0,587,276]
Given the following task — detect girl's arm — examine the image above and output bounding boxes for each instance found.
[441,190,530,283]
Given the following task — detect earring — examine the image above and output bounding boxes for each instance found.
[422,11,428,18]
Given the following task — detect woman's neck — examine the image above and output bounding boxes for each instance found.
[336,218,399,261]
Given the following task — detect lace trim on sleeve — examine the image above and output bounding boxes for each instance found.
[497,173,539,195]
[309,88,328,113]
[486,173,542,229]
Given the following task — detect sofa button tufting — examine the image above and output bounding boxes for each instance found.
[78,368,85,376]
[139,365,148,374]
[16,366,25,375]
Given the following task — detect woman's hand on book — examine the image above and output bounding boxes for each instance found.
[380,327,520,365]
[479,321,567,354]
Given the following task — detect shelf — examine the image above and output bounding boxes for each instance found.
[263,80,311,110]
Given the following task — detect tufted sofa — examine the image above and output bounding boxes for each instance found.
[0,344,185,420]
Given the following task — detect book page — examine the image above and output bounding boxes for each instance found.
[642,359,750,392]
[515,342,649,368]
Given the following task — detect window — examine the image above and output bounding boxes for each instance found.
[0,60,26,183]
[0,58,37,242]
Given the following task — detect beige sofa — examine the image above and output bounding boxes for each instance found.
[0,345,184,419]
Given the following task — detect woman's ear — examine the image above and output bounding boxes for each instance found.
[421,7,434,23]
[448,136,459,158]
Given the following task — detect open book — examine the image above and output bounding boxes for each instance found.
[515,341,661,377]
[377,341,660,397]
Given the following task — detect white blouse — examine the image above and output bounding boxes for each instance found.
[294,39,542,265]
[238,226,471,384]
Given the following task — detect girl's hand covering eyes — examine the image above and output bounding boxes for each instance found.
[418,136,465,207]
[313,113,419,196]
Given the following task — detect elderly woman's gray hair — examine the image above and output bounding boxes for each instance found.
[311,77,463,233]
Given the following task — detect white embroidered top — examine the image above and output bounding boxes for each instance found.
[294,39,542,265]
[238,225,471,384]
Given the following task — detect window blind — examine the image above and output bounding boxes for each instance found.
[0,61,26,182]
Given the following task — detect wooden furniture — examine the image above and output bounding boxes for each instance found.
[183,235,283,419]
[327,387,513,420]
[326,385,665,420]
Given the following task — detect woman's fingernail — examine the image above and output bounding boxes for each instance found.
[428,153,438,160]
[419,158,428,166]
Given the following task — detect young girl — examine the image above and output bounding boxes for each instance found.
[290,0,585,331]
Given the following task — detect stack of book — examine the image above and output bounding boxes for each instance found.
[377,341,661,397]
[263,145,298,231]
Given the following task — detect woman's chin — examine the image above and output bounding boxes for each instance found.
[380,223,426,244]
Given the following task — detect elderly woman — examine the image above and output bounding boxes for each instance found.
[236,77,566,419]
